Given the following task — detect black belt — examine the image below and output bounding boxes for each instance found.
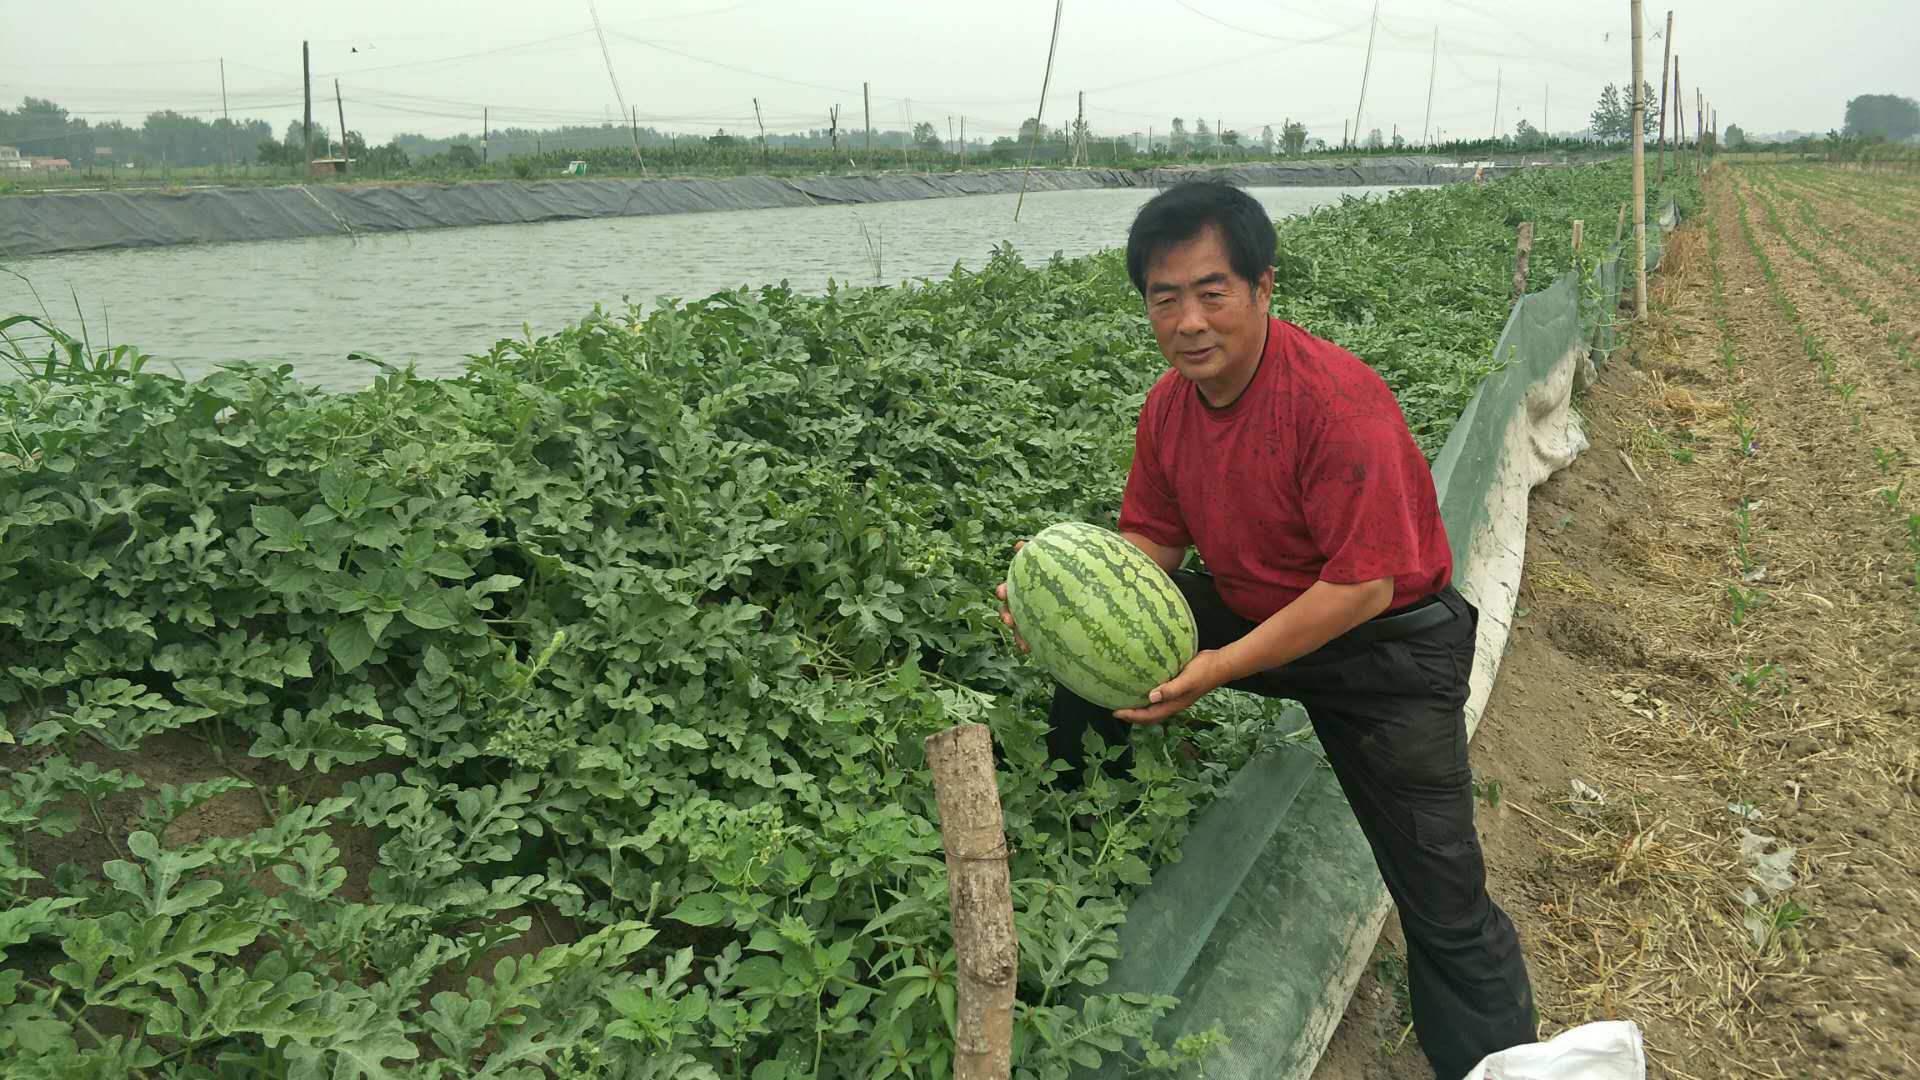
[1342,587,1458,645]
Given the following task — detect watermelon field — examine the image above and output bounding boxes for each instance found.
[0,160,1691,1078]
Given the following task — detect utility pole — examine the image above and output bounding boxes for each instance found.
[960,115,966,162]
[334,78,349,173]
[1655,9,1673,182]
[863,81,872,165]
[1630,0,1648,320]
[219,58,234,172]
[1072,91,1087,166]
[1343,119,1350,151]
[1491,67,1502,141]
[1422,28,1438,147]
[1351,0,1381,155]
[302,40,312,168]
[1544,83,1549,136]
[482,105,489,165]
[753,97,769,168]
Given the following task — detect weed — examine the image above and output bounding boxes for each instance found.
[1472,772,1504,810]
[1727,583,1769,627]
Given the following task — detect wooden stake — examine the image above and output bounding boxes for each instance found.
[1615,201,1627,246]
[1629,0,1648,321]
[1655,10,1672,183]
[1510,220,1535,304]
[924,724,1016,1080]
[1571,219,1585,265]
[334,78,349,174]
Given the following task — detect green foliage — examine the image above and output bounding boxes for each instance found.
[0,161,1664,1074]
[1842,93,1920,143]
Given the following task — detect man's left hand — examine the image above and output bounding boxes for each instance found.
[1114,650,1232,725]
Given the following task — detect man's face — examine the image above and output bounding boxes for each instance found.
[1142,226,1274,394]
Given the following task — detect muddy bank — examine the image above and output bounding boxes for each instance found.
[2,156,1530,258]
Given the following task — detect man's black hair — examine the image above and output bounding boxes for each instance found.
[1124,180,1276,296]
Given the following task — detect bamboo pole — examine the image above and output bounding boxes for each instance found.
[924,724,1016,1080]
[1629,0,1648,320]
[1655,10,1672,183]
[1421,28,1438,147]
[1014,0,1065,222]
[1351,0,1380,153]
[219,59,233,173]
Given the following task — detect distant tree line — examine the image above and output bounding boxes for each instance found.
[0,97,271,166]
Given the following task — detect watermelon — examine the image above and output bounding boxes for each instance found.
[1006,522,1199,710]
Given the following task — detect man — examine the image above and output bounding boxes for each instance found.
[995,181,1535,1079]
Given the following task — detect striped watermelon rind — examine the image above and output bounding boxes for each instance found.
[1006,522,1198,710]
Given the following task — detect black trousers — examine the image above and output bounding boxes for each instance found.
[1047,571,1536,1080]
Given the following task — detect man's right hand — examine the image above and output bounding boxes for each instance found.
[995,540,1029,653]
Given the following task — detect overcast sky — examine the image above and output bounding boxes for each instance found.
[4,0,1914,145]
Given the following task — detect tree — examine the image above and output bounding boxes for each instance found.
[708,128,738,147]
[1070,113,1091,154]
[1193,117,1214,152]
[1842,94,1920,142]
[1364,127,1383,149]
[1017,117,1048,144]
[1589,82,1659,141]
[1392,132,1406,150]
[1723,123,1747,148]
[1514,119,1544,150]
[1260,124,1275,154]
[912,120,941,154]
[1169,117,1189,155]
[1590,84,1628,140]
[1282,121,1308,155]
[1220,129,1240,148]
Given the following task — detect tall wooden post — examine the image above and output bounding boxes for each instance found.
[1655,10,1672,183]
[1630,0,1648,320]
[924,724,1016,1080]
[334,79,349,174]
[863,82,872,165]
[482,105,489,165]
[301,40,312,168]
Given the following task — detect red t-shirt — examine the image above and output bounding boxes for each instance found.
[1117,317,1451,622]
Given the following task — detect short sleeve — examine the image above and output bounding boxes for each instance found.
[1117,402,1191,549]
[1300,414,1435,587]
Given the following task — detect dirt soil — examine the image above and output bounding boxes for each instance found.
[1314,165,1920,1080]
